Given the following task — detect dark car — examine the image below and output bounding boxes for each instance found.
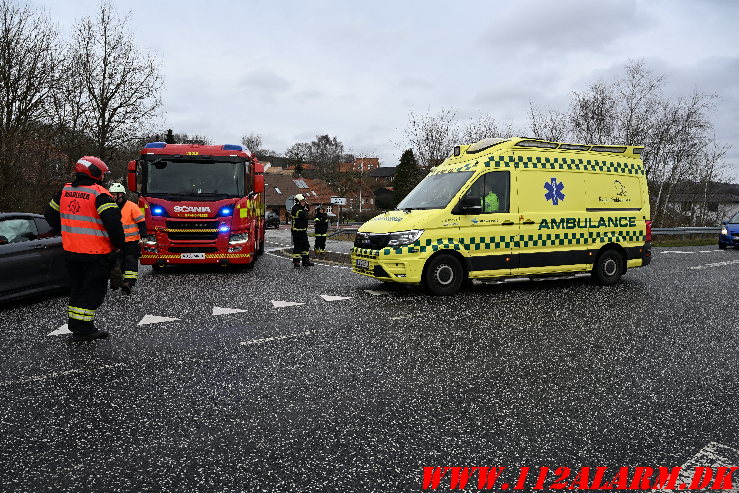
[265,211,281,229]
[719,211,739,249]
[0,213,68,302]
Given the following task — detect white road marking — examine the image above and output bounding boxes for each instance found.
[0,362,126,387]
[698,250,713,253]
[320,295,352,301]
[655,442,739,492]
[47,324,71,336]
[212,306,248,316]
[138,314,180,326]
[240,330,311,346]
[661,250,695,254]
[271,300,305,308]
[365,289,391,296]
[689,259,739,270]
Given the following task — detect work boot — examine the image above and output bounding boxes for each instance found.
[109,266,122,291]
[302,258,315,267]
[70,330,109,342]
[293,262,301,269]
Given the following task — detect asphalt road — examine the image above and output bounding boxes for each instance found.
[1,232,738,492]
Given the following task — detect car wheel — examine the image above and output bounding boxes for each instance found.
[591,249,624,285]
[719,243,727,250]
[257,238,264,255]
[152,263,166,272]
[423,254,464,296]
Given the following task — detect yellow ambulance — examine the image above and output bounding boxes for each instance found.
[351,137,652,295]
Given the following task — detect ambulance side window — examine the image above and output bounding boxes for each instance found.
[466,171,509,213]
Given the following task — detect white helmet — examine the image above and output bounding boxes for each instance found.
[295,193,306,201]
[109,183,126,193]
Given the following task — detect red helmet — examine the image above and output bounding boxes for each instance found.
[74,156,109,180]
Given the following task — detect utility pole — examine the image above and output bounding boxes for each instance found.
[358,156,364,213]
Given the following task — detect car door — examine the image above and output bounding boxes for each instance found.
[0,217,47,298]
[454,171,516,278]
[34,217,68,288]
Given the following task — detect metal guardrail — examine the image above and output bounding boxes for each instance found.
[652,227,719,235]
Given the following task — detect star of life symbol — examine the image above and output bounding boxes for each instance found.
[544,178,565,205]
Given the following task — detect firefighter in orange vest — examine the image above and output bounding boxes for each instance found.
[44,156,124,341]
[109,183,146,294]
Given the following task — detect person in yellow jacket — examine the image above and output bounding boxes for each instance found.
[109,183,146,294]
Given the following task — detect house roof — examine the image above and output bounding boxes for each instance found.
[263,174,301,207]
[368,166,396,178]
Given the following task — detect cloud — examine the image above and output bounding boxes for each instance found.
[482,0,650,53]
[238,70,292,94]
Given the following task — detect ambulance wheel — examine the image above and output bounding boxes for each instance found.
[423,254,464,296]
[592,249,624,285]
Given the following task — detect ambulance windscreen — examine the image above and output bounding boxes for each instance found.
[396,171,474,210]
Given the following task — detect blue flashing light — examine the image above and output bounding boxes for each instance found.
[144,142,167,149]
[152,207,165,215]
[220,207,233,216]
[222,144,243,151]
[218,225,230,233]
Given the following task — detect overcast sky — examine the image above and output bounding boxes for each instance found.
[37,0,739,179]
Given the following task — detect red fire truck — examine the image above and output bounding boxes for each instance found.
[127,142,265,269]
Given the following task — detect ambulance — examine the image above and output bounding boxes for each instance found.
[351,137,651,295]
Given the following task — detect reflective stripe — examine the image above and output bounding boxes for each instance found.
[63,185,102,197]
[123,224,138,231]
[315,234,327,237]
[132,215,145,223]
[61,225,110,237]
[68,306,95,322]
[123,271,138,279]
[49,200,60,211]
[124,231,140,238]
[97,202,118,214]
[291,254,301,258]
[292,228,306,231]
[60,213,103,225]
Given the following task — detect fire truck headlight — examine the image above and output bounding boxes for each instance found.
[229,233,249,244]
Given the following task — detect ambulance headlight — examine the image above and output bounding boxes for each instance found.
[387,229,424,247]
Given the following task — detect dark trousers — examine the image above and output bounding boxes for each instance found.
[120,241,140,285]
[291,230,310,264]
[314,234,327,252]
[66,253,112,334]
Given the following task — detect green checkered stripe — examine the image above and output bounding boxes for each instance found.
[431,161,478,174]
[352,229,645,257]
[484,155,644,175]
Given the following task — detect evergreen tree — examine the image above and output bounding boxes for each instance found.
[393,149,421,205]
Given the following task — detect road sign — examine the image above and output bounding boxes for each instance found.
[330,197,347,206]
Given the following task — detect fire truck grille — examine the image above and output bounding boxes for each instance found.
[165,220,220,241]
[168,247,219,253]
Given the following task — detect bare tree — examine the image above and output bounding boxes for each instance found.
[528,104,571,142]
[403,108,457,169]
[68,1,162,164]
[459,114,517,143]
[240,132,274,158]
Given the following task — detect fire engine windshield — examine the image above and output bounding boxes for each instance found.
[396,171,474,210]
[143,160,245,198]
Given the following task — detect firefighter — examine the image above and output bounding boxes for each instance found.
[109,183,146,294]
[44,156,124,341]
[313,204,329,255]
[290,194,314,268]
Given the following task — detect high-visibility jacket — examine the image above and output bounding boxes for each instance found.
[120,200,145,242]
[59,183,116,254]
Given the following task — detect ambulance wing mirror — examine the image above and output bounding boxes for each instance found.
[127,160,137,192]
[458,195,482,214]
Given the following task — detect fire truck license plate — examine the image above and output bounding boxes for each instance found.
[355,259,369,269]
[181,253,205,260]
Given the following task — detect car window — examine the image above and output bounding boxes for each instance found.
[461,171,511,213]
[34,217,56,238]
[0,218,39,244]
